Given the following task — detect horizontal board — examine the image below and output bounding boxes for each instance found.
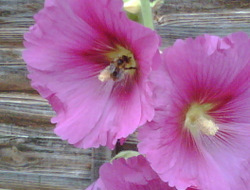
[0,93,53,126]
[0,0,43,18]
[0,123,112,189]
[156,10,250,47]
[0,48,34,92]
[0,123,93,189]
[158,0,250,15]
[0,93,112,189]
[0,171,90,190]
[0,48,23,63]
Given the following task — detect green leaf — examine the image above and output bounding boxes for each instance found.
[111,150,140,162]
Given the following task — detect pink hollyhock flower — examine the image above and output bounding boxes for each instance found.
[23,0,160,149]
[86,155,197,190]
[232,159,250,190]
[138,32,250,190]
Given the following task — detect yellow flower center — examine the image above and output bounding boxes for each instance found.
[98,46,137,82]
[184,103,219,136]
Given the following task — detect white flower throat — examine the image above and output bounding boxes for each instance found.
[184,103,219,136]
[98,46,137,82]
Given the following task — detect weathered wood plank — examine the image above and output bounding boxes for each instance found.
[0,66,33,92]
[0,123,93,189]
[0,135,111,189]
[0,171,90,190]
[0,48,23,64]
[157,0,250,15]
[91,147,112,182]
[0,0,43,48]
[0,0,43,18]
[0,28,27,48]
[156,10,250,47]
[0,122,112,189]
[0,93,53,126]
[0,48,34,92]
[0,93,112,189]
[0,134,92,177]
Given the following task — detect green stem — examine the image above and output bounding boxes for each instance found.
[139,0,154,29]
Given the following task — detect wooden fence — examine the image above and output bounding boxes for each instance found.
[0,0,250,189]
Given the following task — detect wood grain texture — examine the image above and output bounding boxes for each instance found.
[0,135,92,190]
[156,10,250,47]
[0,48,36,92]
[1,0,250,189]
[0,93,112,189]
[157,0,250,14]
[0,93,53,126]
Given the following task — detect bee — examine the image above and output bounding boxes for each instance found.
[98,55,137,82]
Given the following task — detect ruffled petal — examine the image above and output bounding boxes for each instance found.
[23,0,160,149]
[86,155,196,190]
[138,32,250,190]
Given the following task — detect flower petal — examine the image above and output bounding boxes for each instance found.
[138,32,250,190]
[23,0,160,149]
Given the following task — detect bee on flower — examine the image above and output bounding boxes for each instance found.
[23,0,160,149]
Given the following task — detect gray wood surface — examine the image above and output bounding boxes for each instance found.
[0,0,250,189]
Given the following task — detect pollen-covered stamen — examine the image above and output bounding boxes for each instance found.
[184,103,219,136]
[98,46,137,82]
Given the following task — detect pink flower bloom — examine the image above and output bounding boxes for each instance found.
[233,159,250,190]
[23,0,160,149]
[86,155,196,190]
[138,32,250,190]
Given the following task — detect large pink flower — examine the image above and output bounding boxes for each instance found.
[86,155,196,190]
[23,0,160,149]
[138,32,250,190]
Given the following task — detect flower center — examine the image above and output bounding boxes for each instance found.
[98,46,137,82]
[184,103,219,136]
